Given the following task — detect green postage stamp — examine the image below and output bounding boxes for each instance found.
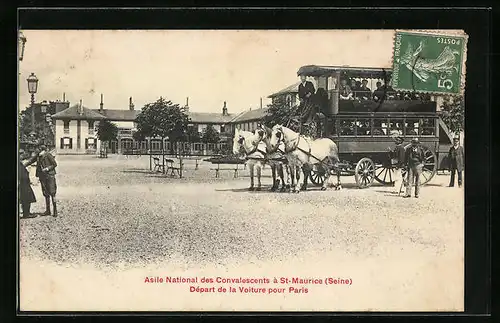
[391,30,468,95]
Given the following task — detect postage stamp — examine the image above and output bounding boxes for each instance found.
[392,30,468,95]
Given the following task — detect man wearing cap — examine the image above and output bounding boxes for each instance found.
[388,132,407,194]
[404,138,425,198]
[24,145,58,216]
[448,136,464,187]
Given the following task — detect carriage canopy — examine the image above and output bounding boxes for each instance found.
[297,65,393,80]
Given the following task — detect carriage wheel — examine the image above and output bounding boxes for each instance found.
[355,158,375,189]
[374,164,395,185]
[309,166,327,187]
[419,145,437,185]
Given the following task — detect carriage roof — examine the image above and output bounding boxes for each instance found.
[297,65,393,79]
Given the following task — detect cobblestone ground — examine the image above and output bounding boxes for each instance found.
[20,154,464,270]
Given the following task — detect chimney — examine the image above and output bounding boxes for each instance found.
[63,92,66,102]
[99,94,104,112]
[78,99,83,115]
[260,97,263,109]
[222,101,228,116]
[185,97,189,113]
[129,97,134,110]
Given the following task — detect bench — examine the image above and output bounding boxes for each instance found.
[152,156,165,173]
[165,158,183,177]
[210,163,241,179]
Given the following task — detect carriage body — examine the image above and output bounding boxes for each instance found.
[297,65,453,188]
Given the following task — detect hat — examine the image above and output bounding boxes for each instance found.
[390,130,403,140]
[453,136,460,141]
[39,144,47,151]
[411,137,419,143]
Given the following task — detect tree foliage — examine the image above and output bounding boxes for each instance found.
[263,96,297,127]
[440,95,465,135]
[202,125,220,143]
[96,119,118,142]
[18,106,55,148]
[184,126,201,142]
[135,97,190,143]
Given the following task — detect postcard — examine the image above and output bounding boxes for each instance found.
[18,29,467,312]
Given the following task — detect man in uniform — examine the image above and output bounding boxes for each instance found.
[404,138,425,198]
[25,144,58,216]
[389,131,407,194]
[448,136,464,187]
[296,73,317,137]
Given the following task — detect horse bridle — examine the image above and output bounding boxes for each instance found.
[238,135,267,157]
[276,127,312,160]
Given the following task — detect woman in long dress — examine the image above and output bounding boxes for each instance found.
[19,149,36,217]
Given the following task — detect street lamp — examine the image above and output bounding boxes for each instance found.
[27,73,38,132]
[19,31,26,62]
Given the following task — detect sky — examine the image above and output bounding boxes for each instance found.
[18,30,397,114]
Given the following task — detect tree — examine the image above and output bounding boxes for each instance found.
[18,106,55,150]
[202,125,220,144]
[264,96,296,127]
[440,95,465,135]
[184,126,201,143]
[96,119,118,157]
[135,97,189,168]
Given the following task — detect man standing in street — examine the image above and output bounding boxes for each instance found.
[404,138,425,198]
[25,144,58,217]
[389,131,407,194]
[19,149,36,218]
[448,136,464,187]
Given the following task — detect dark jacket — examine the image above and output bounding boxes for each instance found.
[404,145,425,168]
[19,161,36,204]
[392,144,406,168]
[25,152,58,177]
[298,81,315,101]
[448,145,464,171]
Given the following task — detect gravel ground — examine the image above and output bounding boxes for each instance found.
[20,154,464,271]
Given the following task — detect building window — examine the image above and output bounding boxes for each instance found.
[88,120,95,135]
[85,138,96,150]
[221,125,225,133]
[60,137,72,149]
[63,120,70,134]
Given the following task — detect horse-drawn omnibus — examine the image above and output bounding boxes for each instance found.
[294,65,455,189]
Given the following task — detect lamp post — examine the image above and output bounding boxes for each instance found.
[27,73,39,133]
[19,31,26,62]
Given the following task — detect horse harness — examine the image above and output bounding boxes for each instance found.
[280,130,333,168]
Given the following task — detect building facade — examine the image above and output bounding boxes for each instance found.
[51,96,236,155]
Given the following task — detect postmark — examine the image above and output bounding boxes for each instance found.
[391,30,468,95]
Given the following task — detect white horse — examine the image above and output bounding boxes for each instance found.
[268,124,342,192]
[232,128,266,191]
[254,124,291,192]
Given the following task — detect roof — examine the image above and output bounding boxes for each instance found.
[187,112,234,124]
[93,109,140,121]
[230,107,269,123]
[53,106,235,124]
[297,65,393,79]
[268,82,300,98]
[52,105,106,120]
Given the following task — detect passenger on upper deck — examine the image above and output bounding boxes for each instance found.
[358,79,372,100]
[339,79,354,100]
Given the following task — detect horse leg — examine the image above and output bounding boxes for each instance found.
[336,167,342,190]
[289,165,296,193]
[249,163,255,191]
[301,165,310,191]
[270,164,277,191]
[256,164,262,191]
[284,165,291,191]
[278,164,286,192]
[292,165,301,193]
